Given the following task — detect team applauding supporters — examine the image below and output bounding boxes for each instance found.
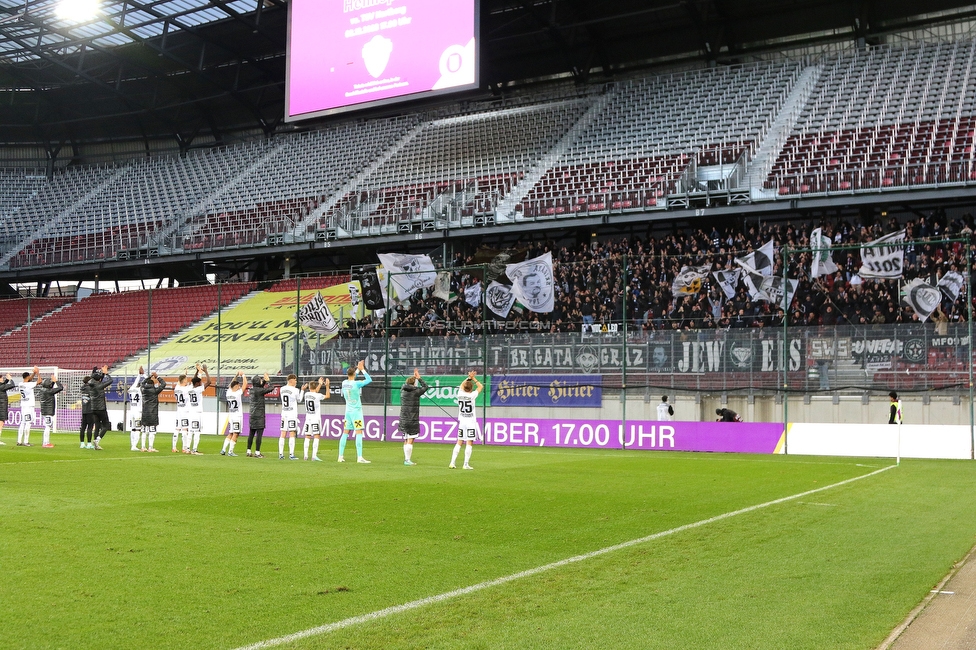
[0,362,483,469]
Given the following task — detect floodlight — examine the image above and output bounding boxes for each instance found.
[56,0,100,22]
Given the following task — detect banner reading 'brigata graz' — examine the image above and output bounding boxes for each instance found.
[234,413,785,454]
[490,375,602,408]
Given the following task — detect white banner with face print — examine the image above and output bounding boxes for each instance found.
[506,252,555,313]
[377,253,437,300]
[671,265,711,297]
[485,281,516,318]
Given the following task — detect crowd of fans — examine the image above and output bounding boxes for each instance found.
[339,208,976,339]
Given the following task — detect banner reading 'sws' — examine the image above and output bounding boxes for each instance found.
[118,283,362,377]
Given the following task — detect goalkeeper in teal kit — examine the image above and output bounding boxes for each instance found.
[339,360,372,464]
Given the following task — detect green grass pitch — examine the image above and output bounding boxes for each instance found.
[2,432,976,649]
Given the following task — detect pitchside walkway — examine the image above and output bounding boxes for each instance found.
[884,544,976,649]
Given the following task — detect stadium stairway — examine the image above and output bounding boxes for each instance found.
[495,93,611,223]
[297,121,428,239]
[747,63,824,200]
[110,288,260,375]
[0,167,129,268]
[0,298,74,339]
[155,143,288,254]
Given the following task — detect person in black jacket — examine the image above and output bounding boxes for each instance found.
[399,368,428,466]
[715,407,741,423]
[246,372,275,458]
[80,376,95,449]
[89,365,112,449]
[140,372,166,452]
[38,374,63,448]
[0,373,14,446]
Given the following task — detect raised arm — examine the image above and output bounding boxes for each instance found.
[131,365,145,390]
[50,374,63,396]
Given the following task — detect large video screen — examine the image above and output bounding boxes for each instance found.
[286,0,479,121]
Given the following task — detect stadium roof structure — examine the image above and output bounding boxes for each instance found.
[2,0,976,153]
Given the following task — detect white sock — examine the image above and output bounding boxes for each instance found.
[222,438,230,453]
[182,430,190,450]
[140,429,148,449]
[279,436,286,456]
[312,438,320,458]
[451,443,461,466]
[303,437,310,459]
[228,439,236,454]
[130,430,139,449]
[42,428,50,445]
[288,437,296,456]
[192,432,201,451]
[404,443,413,461]
[464,444,473,466]
[173,432,179,449]
[148,428,156,449]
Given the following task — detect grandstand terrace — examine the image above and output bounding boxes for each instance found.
[1,41,976,274]
[0,283,253,368]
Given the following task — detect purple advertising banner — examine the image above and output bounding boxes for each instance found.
[245,414,784,454]
[490,375,602,408]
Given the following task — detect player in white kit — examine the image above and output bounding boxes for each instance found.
[657,395,674,421]
[450,371,483,470]
[187,363,212,455]
[278,374,303,460]
[173,374,190,453]
[16,366,39,447]
[221,371,247,457]
[127,367,146,451]
[301,377,329,461]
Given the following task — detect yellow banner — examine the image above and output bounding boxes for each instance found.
[117,283,361,377]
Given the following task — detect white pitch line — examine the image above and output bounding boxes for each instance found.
[233,464,896,650]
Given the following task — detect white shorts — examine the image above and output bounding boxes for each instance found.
[302,417,322,437]
[457,420,480,441]
[128,413,142,430]
[189,414,202,433]
[227,418,243,435]
[177,413,189,429]
[21,409,34,424]
[43,415,54,427]
[281,416,299,433]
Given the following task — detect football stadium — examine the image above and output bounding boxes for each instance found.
[3,0,976,648]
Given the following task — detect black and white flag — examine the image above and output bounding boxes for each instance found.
[376,253,437,300]
[671,265,711,297]
[432,271,453,302]
[756,276,799,310]
[464,282,482,308]
[735,239,775,277]
[938,271,965,302]
[485,281,516,318]
[506,252,555,313]
[810,228,838,278]
[901,278,942,322]
[859,230,906,279]
[299,292,339,338]
[712,269,741,300]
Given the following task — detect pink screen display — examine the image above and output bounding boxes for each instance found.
[287,0,478,119]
